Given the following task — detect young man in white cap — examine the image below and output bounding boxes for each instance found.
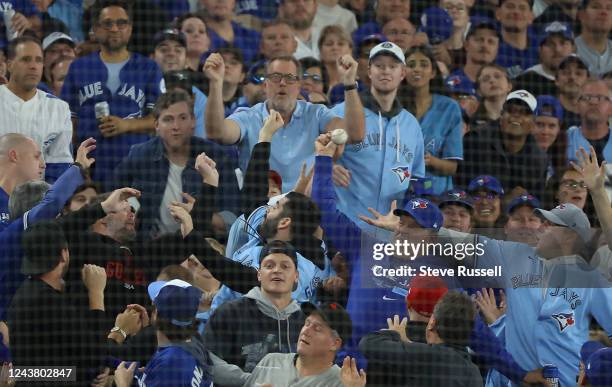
[457,89,548,199]
[114,279,212,387]
[330,41,425,236]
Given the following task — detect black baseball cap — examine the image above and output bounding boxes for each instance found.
[259,240,298,268]
[301,302,353,345]
[466,17,501,40]
[153,29,187,49]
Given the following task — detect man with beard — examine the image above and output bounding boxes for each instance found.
[555,54,590,128]
[448,18,500,91]
[61,0,162,183]
[278,0,320,59]
[574,0,612,77]
[201,0,261,64]
[512,21,575,96]
[330,41,425,237]
[203,53,364,192]
[566,80,612,163]
[457,90,548,199]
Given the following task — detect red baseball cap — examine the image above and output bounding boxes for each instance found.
[406,276,448,317]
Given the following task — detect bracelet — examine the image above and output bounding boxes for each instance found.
[343,83,358,92]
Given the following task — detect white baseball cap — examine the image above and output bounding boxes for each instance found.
[42,32,75,51]
[369,41,406,65]
[505,90,537,113]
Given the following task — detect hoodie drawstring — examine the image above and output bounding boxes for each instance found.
[287,319,292,353]
[277,310,282,352]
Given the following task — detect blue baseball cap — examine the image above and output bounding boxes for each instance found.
[535,95,564,122]
[446,74,477,97]
[148,279,202,327]
[438,189,474,211]
[538,21,574,46]
[420,7,454,45]
[466,16,501,40]
[393,198,444,231]
[468,175,505,195]
[507,193,540,214]
[582,341,606,363]
[586,347,612,387]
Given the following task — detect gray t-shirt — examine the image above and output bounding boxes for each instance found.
[575,36,612,77]
[156,161,185,234]
[244,353,343,387]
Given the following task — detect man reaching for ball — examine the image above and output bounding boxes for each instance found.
[330,42,426,236]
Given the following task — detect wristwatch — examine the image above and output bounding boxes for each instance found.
[343,82,358,92]
[110,326,127,340]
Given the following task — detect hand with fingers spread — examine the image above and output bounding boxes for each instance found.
[168,202,194,237]
[315,133,338,158]
[114,361,137,387]
[571,146,606,191]
[385,314,410,342]
[259,109,284,142]
[358,200,399,232]
[195,152,219,187]
[203,53,225,84]
[474,288,506,325]
[293,162,314,196]
[332,164,351,188]
[341,356,366,387]
[75,137,96,169]
[101,188,141,214]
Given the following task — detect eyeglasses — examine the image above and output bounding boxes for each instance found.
[503,104,532,116]
[266,72,300,84]
[247,74,266,85]
[98,18,130,30]
[302,73,323,83]
[561,179,587,190]
[578,94,611,103]
[472,192,499,201]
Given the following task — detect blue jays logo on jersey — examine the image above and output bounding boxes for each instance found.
[411,199,429,210]
[551,312,575,332]
[392,166,411,183]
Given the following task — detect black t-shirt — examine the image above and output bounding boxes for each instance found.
[588,132,610,163]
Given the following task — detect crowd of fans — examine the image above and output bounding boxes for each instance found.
[0,0,612,385]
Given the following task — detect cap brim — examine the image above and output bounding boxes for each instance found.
[147,280,167,301]
[369,51,405,64]
[440,200,474,210]
[533,208,567,226]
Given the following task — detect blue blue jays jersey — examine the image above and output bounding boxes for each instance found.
[60,52,162,183]
[136,346,211,387]
[331,102,425,236]
[419,94,463,195]
[495,29,540,78]
[0,187,9,230]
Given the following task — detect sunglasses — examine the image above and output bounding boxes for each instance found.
[302,73,323,83]
[247,74,266,85]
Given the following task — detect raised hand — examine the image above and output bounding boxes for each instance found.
[101,188,141,214]
[293,162,314,196]
[337,54,358,86]
[340,356,366,387]
[81,264,107,293]
[358,200,399,232]
[572,146,606,191]
[259,109,285,142]
[474,288,505,325]
[75,137,96,169]
[203,53,225,84]
[195,152,219,187]
[385,314,409,342]
[114,361,137,387]
[315,133,337,158]
[168,202,194,237]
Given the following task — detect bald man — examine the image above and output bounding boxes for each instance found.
[0,133,46,227]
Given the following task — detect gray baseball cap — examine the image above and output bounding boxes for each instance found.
[534,203,592,243]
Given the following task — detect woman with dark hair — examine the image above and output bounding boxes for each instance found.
[299,57,329,104]
[402,46,463,195]
[174,13,210,71]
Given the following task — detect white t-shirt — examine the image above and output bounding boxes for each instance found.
[312,2,358,36]
[0,85,73,164]
[157,161,185,235]
[293,30,321,60]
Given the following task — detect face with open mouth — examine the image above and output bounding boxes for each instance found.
[557,170,588,209]
[258,253,298,295]
[471,190,501,227]
[297,313,338,356]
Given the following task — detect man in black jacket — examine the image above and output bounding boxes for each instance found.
[456,90,548,199]
[360,291,483,387]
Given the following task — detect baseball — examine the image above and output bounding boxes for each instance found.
[331,129,348,145]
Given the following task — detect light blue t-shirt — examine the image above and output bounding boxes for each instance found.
[330,102,425,236]
[419,94,463,195]
[193,86,207,139]
[228,100,338,192]
[104,59,129,95]
[566,125,612,163]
